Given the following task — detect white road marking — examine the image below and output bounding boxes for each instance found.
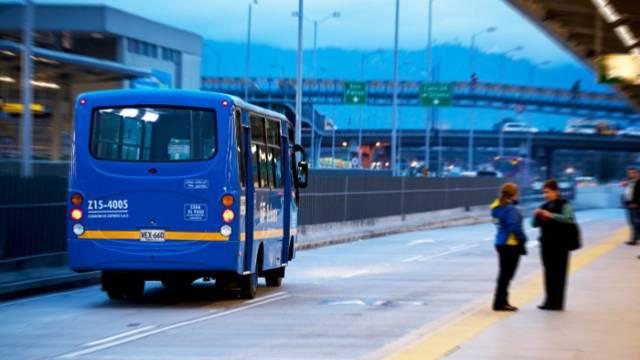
[408,239,435,246]
[401,255,424,263]
[418,244,479,262]
[341,270,370,279]
[242,291,288,305]
[57,294,290,359]
[81,326,156,347]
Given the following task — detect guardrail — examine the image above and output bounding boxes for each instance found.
[0,170,503,263]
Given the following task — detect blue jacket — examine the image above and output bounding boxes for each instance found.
[491,199,527,247]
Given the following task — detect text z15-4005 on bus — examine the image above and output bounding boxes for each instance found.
[67,90,308,300]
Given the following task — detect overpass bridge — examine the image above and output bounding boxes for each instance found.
[202,77,640,121]
[304,129,640,177]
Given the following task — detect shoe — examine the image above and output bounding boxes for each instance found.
[626,241,638,245]
[538,304,563,311]
[493,304,518,311]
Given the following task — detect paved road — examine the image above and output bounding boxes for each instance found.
[0,209,626,360]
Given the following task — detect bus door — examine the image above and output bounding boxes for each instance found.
[236,110,253,273]
[249,114,286,270]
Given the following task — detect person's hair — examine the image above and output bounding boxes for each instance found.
[627,166,638,172]
[543,179,559,191]
[499,182,519,205]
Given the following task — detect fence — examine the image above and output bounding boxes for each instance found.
[299,174,502,225]
[0,168,503,262]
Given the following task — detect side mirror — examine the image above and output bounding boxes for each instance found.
[296,161,309,188]
[293,144,309,189]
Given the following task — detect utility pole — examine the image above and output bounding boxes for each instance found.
[424,0,433,173]
[21,0,34,177]
[391,0,400,176]
[295,0,304,145]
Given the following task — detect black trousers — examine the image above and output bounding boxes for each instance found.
[626,207,640,241]
[541,243,569,308]
[494,245,521,307]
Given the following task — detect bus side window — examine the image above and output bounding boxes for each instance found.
[266,119,283,188]
[250,114,270,189]
[234,110,245,188]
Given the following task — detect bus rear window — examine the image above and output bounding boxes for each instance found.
[90,107,216,162]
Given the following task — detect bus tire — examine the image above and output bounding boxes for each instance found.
[240,272,257,299]
[102,273,144,300]
[264,267,285,287]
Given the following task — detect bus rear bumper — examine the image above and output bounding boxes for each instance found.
[68,239,243,273]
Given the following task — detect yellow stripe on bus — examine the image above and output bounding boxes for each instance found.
[79,230,228,242]
[239,228,297,241]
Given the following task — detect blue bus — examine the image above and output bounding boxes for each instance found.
[67,90,308,300]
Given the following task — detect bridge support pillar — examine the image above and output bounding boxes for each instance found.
[542,147,555,179]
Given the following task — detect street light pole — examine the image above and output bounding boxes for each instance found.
[498,45,523,158]
[21,0,34,177]
[295,0,304,145]
[391,0,400,176]
[424,0,433,174]
[358,49,382,169]
[244,2,254,100]
[467,26,496,172]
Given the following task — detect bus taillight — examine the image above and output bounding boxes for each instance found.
[70,208,83,221]
[222,209,235,223]
[71,193,83,206]
[222,194,234,207]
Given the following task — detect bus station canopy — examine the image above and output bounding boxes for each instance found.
[0,39,151,85]
[507,0,640,111]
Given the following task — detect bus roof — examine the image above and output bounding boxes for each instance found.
[77,89,289,123]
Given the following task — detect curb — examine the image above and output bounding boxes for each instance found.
[297,214,491,251]
[0,271,100,301]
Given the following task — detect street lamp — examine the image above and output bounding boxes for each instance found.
[499,45,524,84]
[529,60,551,86]
[498,45,523,157]
[424,0,434,175]
[295,0,303,146]
[244,0,258,101]
[21,0,34,177]
[467,26,497,172]
[391,0,400,176]
[291,9,340,167]
[358,49,383,169]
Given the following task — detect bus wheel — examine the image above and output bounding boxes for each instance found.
[102,272,143,300]
[264,267,285,287]
[240,272,257,299]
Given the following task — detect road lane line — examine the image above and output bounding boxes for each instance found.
[383,227,628,360]
[81,326,156,347]
[242,291,288,305]
[407,239,435,246]
[341,270,370,279]
[417,244,479,262]
[401,256,424,263]
[57,294,290,359]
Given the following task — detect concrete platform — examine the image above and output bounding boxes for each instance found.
[384,226,640,360]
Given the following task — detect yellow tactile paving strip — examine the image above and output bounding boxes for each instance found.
[384,228,628,360]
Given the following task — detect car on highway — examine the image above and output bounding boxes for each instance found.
[575,176,598,187]
[565,119,617,135]
[618,126,640,137]
[501,122,539,133]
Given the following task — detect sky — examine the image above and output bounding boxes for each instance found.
[16,0,578,65]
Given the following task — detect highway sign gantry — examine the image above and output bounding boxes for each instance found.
[419,82,452,107]
[344,81,367,105]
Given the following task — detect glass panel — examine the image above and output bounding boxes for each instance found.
[272,147,282,188]
[259,145,270,188]
[250,115,265,144]
[235,111,245,187]
[265,119,280,147]
[91,107,216,162]
[251,143,260,188]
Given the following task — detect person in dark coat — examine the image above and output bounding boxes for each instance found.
[491,182,527,311]
[622,167,640,245]
[533,179,575,311]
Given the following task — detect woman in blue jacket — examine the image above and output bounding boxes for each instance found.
[491,182,527,311]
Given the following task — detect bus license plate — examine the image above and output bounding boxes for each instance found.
[140,229,165,242]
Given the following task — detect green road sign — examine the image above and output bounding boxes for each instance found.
[419,82,452,107]
[344,81,367,105]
